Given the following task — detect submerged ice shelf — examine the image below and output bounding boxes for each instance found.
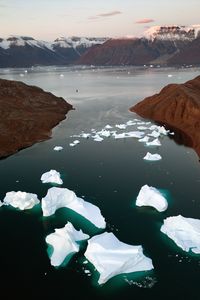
[41,187,106,229]
[84,232,154,285]
[136,185,168,212]
[46,222,89,267]
[161,215,200,253]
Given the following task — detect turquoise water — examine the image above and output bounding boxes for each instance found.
[0,66,200,299]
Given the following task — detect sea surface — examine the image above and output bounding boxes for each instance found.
[0,65,200,299]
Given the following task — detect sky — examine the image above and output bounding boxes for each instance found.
[0,0,199,41]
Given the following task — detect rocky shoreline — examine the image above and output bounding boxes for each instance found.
[0,79,73,158]
[130,75,200,157]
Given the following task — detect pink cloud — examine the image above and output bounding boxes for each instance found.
[135,18,155,24]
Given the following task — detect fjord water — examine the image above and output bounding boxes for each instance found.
[0,66,200,299]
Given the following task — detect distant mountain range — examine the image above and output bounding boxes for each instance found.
[0,26,200,67]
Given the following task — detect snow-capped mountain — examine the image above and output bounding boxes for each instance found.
[0,35,107,67]
[0,27,200,67]
[78,25,200,66]
[143,25,200,41]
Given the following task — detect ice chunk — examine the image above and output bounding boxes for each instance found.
[84,232,154,285]
[148,130,160,138]
[105,125,112,129]
[93,135,104,142]
[143,152,162,161]
[137,126,148,130]
[126,120,136,126]
[41,187,106,229]
[115,124,127,130]
[53,146,63,151]
[136,185,168,212]
[126,131,145,138]
[46,222,89,267]
[146,138,161,146]
[113,132,126,139]
[81,133,91,138]
[41,169,63,185]
[138,136,150,143]
[98,130,111,137]
[161,215,200,253]
[157,126,169,135]
[70,140,80,147]
[3,191,40,210]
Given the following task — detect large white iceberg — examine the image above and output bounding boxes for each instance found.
[41,169,63,185]
[84,232,154,285]
[41,187,106,229]
[161,215,200,253]
[136,185,168,212]
[143,152,162,161]
[3,191,40,210]
[46,222,89,267]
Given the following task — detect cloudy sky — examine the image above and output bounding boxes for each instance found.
[0,0,199,40]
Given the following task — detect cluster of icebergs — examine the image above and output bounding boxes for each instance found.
[53,119,174,162]
[1,117,199,286]
[66,119,174,161]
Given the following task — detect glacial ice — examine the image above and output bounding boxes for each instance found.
[53,146,63,151]
[146,138,161,146]
[41,187,106,229]
[161,215,200,253]
[84,232,154,285]
[41,169,63,185]
[70,140,80,147]
[46,222,89,267]
[3,191,40,210]
[148,130,160,138]
[136,185,168,212]
[139,136,150,143]
[143,152,162,161]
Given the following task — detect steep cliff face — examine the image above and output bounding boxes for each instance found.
[0,79,73,158]
[130,76,200,156]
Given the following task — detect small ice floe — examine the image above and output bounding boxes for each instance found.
[168,74,173,77]
[149,125,158,131]
[41,187,106,229]
[70,140,80,147]
[139,136,150,143]
[126,131,145,139]
[46,222,89,267]
[161,215,200,253]
[137,126,148,130]
[157,126,169,136]
[60,74,64,77]
[104,124,112,129]
[143,152,162,161]
[41,169,63,185]
[136,185,168,212]
[146,138,161,147]
[19,73,24,77]
[53,146,63,151]
[81,133,91,139]
[113,132,126,139]
[126,120,136,126]
[84,232,154,285]
[148,130,160,138]
[93,135,104,142]
[3,191,40,210]
[97,130,111,138]
[115,124,127,130]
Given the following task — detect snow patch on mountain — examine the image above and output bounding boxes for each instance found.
[143,25,200,41]
[52,36,108,49]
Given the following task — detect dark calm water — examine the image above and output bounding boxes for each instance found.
[0,66,200,300]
